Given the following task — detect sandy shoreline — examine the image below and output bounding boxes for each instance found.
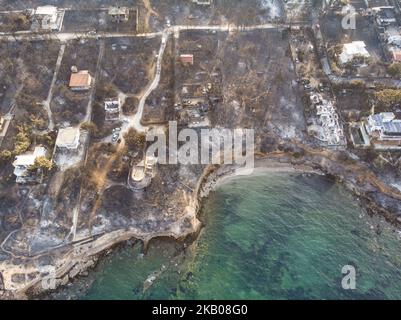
[214,161,323,188]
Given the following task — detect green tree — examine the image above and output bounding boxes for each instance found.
[80,121,98,136]
[0,150,12,161]
[388,63,401,78]
[30,156,53,171]
[350,80,365,89]
[30,115,47,130]
[13,126,31,155]
[374,89,401,108]
[124,128,146,151]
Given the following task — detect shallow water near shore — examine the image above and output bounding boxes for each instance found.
[57,173,401,300]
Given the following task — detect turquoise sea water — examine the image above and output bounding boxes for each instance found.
[62,173,401,300]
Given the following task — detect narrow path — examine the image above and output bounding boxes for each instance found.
[84,39,105,123]
[129,31,169,133]
[70,40,105,241]
[43,44,66,131]
[0,230,20,259]
[142,0,159,32]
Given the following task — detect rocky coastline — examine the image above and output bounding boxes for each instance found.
[2,149,401,299]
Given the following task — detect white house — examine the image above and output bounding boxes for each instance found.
[388,35,401,47]
[192,0,213,5]
[373,6,397,26]
[339,41,371,64]
[34,5,61,31]
[108,6,130,21]
[13,146,46,183]
[105,98,121,121]
[128,156,158,190]
[366,112,401,140]
[309,92,344,146]
[55,127,80,150]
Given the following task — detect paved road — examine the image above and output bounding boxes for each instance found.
[0,31,163,42]
[0,22,298,43]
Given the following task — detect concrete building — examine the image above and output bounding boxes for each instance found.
[128,156,158,190]
[145,156,157,176]
[105,98,121,121]
[388,34,401,47]
[0,114,13,147]
[373,6,397,26]
[308,92,345,146]
[12,146,46,183]
[357,112,401,149]
[192,0,213,5]
[55,127,80,150]
[34,5,63,31]
[69,70,92,91]
[379,24,401,45]
[391,49,401,62]
[131,161,146,182]
[108,6,130,22]
[378,25,401,62]
[53,126,87,168]
[366,112,401,138]
[339,41,371,64]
